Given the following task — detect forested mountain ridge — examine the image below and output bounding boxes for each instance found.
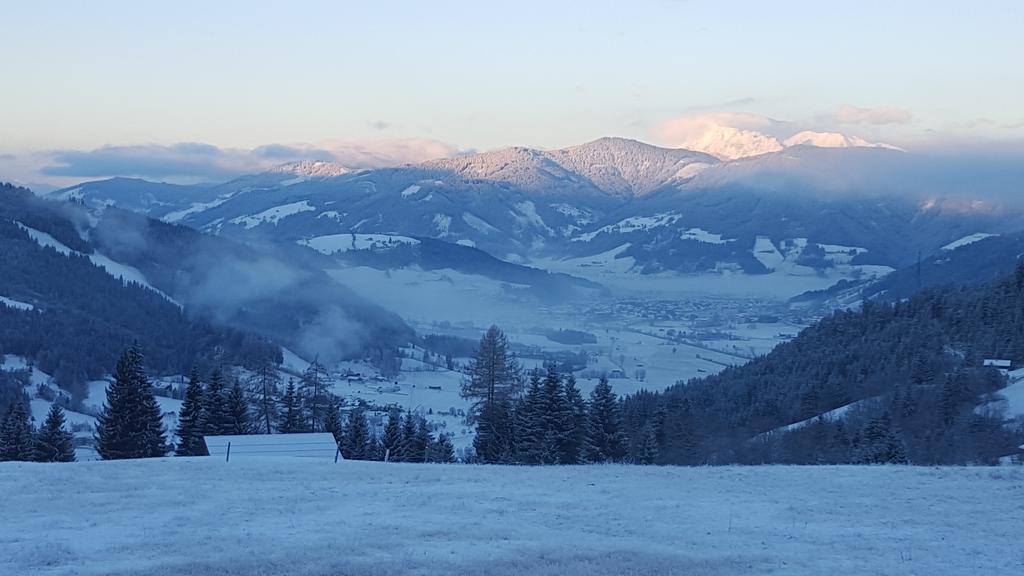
[622,265,1024,465]
[0,183,281,400]
[0,183,413,395]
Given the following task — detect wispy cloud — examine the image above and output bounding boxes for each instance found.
[830,105,913,125]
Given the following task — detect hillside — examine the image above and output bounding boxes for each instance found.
[621,265,1024,465]
[2,458,1020,576]
[0,184,281,398]
[0,184,412,390]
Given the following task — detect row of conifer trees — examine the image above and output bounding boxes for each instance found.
[0,400,76,462]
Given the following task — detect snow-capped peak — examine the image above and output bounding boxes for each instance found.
[676,125,784,161]
[783,131,901,151]
[268,160,351,178]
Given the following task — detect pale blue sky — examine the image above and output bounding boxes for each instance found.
[1,0,1022,185]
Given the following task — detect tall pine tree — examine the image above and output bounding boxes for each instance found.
[174,369,207,456]
[226,379,251,435]
[343,407,371,460]
[381,409,403,462]
[203,368,231,436]
[33,403,75,462]
[95,346,167,460]
[278,380,305,434]
[0,401,34,461]
[585,377,627,463]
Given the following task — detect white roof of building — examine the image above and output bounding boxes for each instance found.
[203,433,340,460]
[983,359,1013,367]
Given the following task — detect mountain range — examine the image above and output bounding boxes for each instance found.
[51,137,1024,285]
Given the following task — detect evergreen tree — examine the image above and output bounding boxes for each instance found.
[398,410,418,462]
[0,401,34,461]
[323,402,344,446]
[638,423,659,465]
[174,369,207,456]
[343,407,371,460]
[247,361,280,434]
[462,326,522,463]
[537,365,569,464]
[95,346,167,460]
[512,371,545,464]
[32,403,75,462]
[278,380,306,433]
[203,368,231,436]
[381,409,403,462]
[411,417,432,463]
[853,414,908,464]
[227,379,251,435]
[560,373,588,465]
[584,377,627,463]
[433,432,456,463]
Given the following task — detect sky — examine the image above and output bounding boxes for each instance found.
[1,0,1022,188]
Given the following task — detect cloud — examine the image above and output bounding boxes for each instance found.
[37,139,460,183]
[831,105,913,125]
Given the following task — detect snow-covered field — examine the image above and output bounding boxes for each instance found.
[1,459,1021,576]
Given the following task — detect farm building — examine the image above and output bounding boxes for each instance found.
[983,359,1013,375]
[203,433,341,461]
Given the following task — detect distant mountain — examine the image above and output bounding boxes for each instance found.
[46,138,1024,282]
[674,124,784,160]
[782,131,899,151]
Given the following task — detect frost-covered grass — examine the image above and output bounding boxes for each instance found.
[1,460,1021,576]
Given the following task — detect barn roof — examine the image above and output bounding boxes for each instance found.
[203,433,340,460]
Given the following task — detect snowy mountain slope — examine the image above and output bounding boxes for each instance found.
[45,138,1024,280]
[782,131,900,150]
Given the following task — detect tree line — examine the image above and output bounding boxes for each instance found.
[462,326,628,465]
[71,344,455,463]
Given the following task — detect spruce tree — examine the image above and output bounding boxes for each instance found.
[95,346,167,460]
[398,410,418,462]
[560,374,588,465]
[278,380,305,433]
[433,432,456,463]
[536,365,568,464]
[226,380,251,435]
[512,371,545,464]
[638,423,659,465]
[343,407,371,460]
[0,401,34,461]
[33,403,75,462]
[203,368,231,436]
[853,414,908,464]
[412,417,432,463]
[585,376,627,463]
[174,369,207,456]
[323,402,344,446]
[381,409,403,462]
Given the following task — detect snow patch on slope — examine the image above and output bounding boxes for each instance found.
[942,233,998,251]
[230,201,316,229]
[574,212,681,242]
[462,212,499,235]
[0,296,34,311]
[299,234,420,255]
